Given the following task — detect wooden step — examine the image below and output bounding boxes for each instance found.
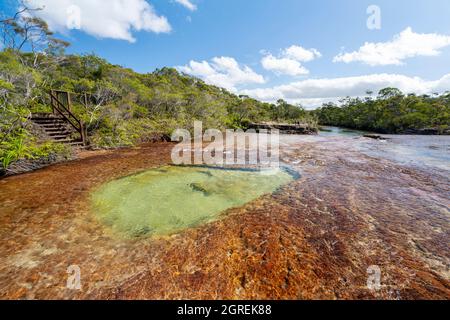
[44,128,71,133]
[33,122,67,126]
[31,109,86,146]
[51,135,71,140]
[47,132,72,137]
[31,115,65,120]
[32,119,67,124]
[40,124,68,129]
[31,112,61,118]
[57,139,84,146]
[47,130,70,134]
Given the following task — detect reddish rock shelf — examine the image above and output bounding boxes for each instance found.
[0,139,448,300]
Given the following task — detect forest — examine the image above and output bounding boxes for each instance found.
[0,6,315,172]
[1,5,449,173]
[313,88,450,134]
[0,49,316,169]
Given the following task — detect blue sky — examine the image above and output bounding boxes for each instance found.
[2,0,450,108]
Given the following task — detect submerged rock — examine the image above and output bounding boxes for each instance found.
[91,165,296,237]
[363,134,388,140]
[189,182,211,196]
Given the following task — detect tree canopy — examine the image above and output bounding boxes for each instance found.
[313,90,450,134]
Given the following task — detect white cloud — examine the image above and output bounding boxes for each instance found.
[25,0,171,42]
[334,27,450,66]
[283,45,321,62]
[178,56,265,91]
[261,54,309,76]
[175,0,197,11]
[261,44,321,76]
[241,73,450,109]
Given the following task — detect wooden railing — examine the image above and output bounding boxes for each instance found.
[49,90,87,145]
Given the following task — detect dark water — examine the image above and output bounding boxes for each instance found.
[319,126,370,137]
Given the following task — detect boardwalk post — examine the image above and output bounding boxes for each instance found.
[80,122,86,145]
[67,91,72,112]
[50,90,55,114]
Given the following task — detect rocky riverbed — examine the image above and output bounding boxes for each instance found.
[0,133,448,299]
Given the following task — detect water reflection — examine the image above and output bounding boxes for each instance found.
[319,126,369,137]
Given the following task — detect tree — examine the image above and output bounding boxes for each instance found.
[314,87,450,133]
[0,1,69,66]
[378,87,403,99]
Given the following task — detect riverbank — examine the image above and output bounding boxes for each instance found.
[0,132,172,177]
[319,125,450,136]
[3,125,446,178]
[0,135,448,299]
[248,122,318,135]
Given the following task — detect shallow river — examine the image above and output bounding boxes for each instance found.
[0,129,448,299]
[319,126,448,171]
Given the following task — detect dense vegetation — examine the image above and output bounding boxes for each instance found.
[1,4,449,175]
[313,88,450,134]
[0,4,318,173]
[0,53,317,172]
[0,50,315,144]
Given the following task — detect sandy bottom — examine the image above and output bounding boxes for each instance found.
[92,165,295,237]
[0,137,449,299]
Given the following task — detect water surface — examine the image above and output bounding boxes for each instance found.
[92,165,297,237]
[1,138,449,299]
[319,126,370,137]
[359,135,450,171]
[317,127,450,171]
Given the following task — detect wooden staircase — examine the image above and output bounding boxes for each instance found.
[31,113,84,146]
[31,90,87,146]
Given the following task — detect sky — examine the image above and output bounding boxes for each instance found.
[1,0,450,108]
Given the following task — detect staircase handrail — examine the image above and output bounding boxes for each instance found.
[49,91,86,144]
